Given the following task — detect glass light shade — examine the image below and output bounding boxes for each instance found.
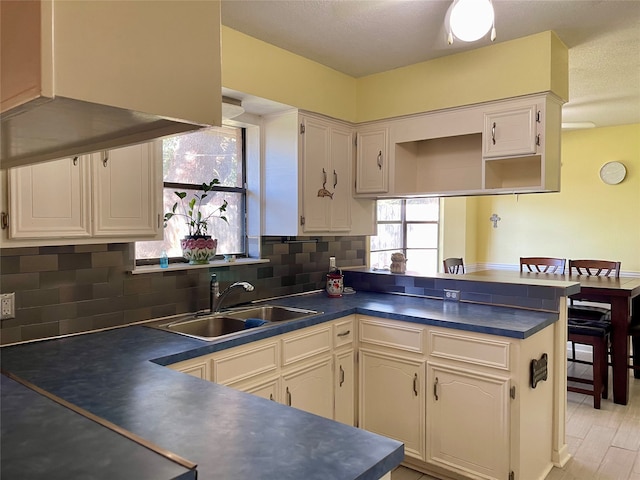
[449,0,494,42]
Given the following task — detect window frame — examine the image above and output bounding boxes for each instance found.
[135,126,248,266]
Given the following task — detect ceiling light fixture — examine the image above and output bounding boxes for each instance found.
[446,0,496,45]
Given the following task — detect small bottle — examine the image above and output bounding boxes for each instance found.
[329,256,337,273]
[160,250,169,269]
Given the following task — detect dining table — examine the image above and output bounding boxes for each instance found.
[466,269,640,405]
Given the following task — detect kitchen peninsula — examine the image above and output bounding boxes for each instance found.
[1,274,579,480]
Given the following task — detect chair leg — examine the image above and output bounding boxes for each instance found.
[602,337,609,399]
[633,336,640,379]
[571,341,576,361]
[592,339,604,409]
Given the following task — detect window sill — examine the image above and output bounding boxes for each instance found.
[130,258,270,275]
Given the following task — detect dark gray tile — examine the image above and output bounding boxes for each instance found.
[59,253,93,271]
[21,321,60,341]
[0,326,23,345]
[20,254,58,273]
[21,288,60,308]
[92,251,125,268]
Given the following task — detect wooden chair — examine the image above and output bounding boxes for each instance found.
[566,320,610,409]
[443,257,464,274]
[519,257,566,274]
[566,259,620,408]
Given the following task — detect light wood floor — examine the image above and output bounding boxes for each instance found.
[391,351,640,480]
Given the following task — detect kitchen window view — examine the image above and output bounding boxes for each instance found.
[370,198,440,275]
[136,126,247,263]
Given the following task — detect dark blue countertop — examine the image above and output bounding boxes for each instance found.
[0,290,559,480]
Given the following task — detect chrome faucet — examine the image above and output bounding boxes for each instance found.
[210,274,255,313]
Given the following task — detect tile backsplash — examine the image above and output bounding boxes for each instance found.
[0,236,366,345]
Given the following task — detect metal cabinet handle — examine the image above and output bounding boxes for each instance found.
[413,373,419,396]
[434,377,439,401]
[377,151,383,170]
[337,330,350,337]
[72,156,79,166]
[0,212,8,230]
[339,365,345,387]
[286,386,292,406]
[333,169,338,188]
[536,134,541,146]
[322,168,327,184]
[102,151,109,167]
[492,122,496,145]
[269,393,274,401]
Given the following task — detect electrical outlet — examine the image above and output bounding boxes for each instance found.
[1,293,15,319]
[444,289,460,302]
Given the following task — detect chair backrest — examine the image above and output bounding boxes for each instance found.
[443,257,464,274]
[568,259,621,277]
[519,257,566,274]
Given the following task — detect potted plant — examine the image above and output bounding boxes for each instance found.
[164,179,228,264]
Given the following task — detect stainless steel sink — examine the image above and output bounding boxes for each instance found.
[224,305,319,322]
[146,304,321,341]
[161,316,249,340]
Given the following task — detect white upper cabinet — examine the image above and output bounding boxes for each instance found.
[263,110,375,236]
[355,126,389,194]
[7,142,162,242]
[354,93,563,198]
[483,104,538,158]
[0,0,221,168]
[8,156,91,239]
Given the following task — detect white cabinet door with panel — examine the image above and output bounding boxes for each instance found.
[426,362,510,480]
[282,356,334,419]
[355,126,389,194]
[8,155,91,239]
[359,349,425,461]
[334,349,355,426]
[91,142,161,237]
[483,105,538,158]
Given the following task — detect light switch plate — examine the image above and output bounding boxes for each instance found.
[1,293,15,319]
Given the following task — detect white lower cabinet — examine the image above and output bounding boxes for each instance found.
[426,362,510,479]
[334,349,355,425]
[282,356,334,418]
[359,349,425,461]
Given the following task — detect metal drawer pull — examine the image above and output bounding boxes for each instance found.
[333,169,338,188]
[269,393,274,401]
[337,330,350,337]
[434,377,439,401]
[492,122,496,145]
[339,365,345,387]
[286,386,292,406]
[377,151,383,169]
[413,373,418,396]
[72,156,79,166]
[102,151,109,167]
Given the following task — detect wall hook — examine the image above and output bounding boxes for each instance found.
[490,213,501,228]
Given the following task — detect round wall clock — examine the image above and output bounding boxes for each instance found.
[599,161,626,185]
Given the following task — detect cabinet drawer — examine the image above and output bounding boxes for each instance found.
[359,317,424,354]
[213,341,279,385]
[429,329,510,370]
[282,325,332,367]
[334,317,355,348]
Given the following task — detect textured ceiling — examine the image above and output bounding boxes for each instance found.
[222,0,640,128]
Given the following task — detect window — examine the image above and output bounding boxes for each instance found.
[369,198,440,275]
[136,126,246,263]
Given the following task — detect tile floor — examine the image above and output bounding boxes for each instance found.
[391,351,640,480]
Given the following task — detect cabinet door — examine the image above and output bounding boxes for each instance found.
[301,116,331,232]
[282,356,334,419]
[359,349,425,461]
[356,127,389,194]
[334,349,355,426]
[230,374,280,403]
[91,142,160,237]
[8,156,91,238]
[426,362,510,480]
[483,105,538,158]
[329,125,352,231]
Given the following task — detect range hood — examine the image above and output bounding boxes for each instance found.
[0,0,222,169]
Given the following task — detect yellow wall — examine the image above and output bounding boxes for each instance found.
[356,31,568,122]
[222,27,568,123]
[473,124,640,272]
[221,26,357,121]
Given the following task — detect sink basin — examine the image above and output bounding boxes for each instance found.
[146,305,321,341]
[160,316,249,340]
[225,305,319,322]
